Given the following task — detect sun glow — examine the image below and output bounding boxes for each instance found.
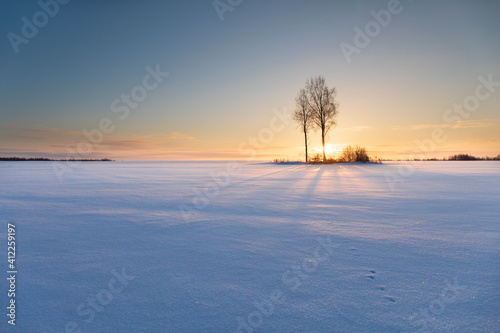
[314,144,341,156]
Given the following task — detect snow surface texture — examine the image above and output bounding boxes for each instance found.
[0,161,499,332]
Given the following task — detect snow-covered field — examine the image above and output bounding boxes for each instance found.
[0,161,499,332]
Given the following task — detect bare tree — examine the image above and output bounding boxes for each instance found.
[293,89,313,162]
[306,76,339,162]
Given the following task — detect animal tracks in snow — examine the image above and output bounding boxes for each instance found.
[365,270,397,303]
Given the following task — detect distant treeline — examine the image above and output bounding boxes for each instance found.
[388,154,500,161]
[0,157,114,162]
[447,154,500,160]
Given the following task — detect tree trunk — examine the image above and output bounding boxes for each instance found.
[305,135,308,163]
[321,127,326,162]
[304,126,308,163]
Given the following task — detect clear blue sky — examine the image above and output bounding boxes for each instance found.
[1,0,499,160]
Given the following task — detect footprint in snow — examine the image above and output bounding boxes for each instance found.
[349,248,360,257]
[366,270,376,280]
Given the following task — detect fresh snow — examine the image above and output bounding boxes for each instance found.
[0,161,499,332]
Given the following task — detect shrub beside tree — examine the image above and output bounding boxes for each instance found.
[337,145,370,163]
